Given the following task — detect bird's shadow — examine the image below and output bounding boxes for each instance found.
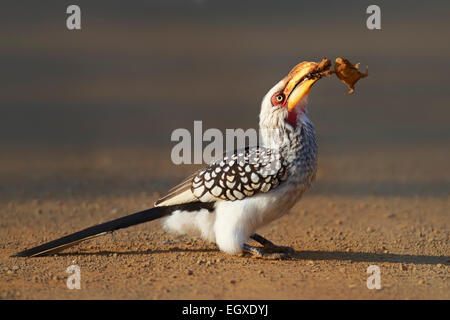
[292,250,449,266]
[54,248,449,266]
[54,247,217,257]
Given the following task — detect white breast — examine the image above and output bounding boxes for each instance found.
[162,182,302,255]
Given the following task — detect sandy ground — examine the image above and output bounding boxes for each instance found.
[1,145,448,300]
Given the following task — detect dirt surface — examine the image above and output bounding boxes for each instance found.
[1,145,448,300]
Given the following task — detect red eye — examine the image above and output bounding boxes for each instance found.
[271,93,285,106]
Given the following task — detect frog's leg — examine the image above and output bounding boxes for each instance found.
[363,65,369,77]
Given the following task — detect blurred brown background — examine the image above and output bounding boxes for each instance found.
[1,0,449,201]
[0,1,449,300]
[0,0,449,199]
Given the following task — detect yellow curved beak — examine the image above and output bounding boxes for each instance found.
[286,78,318,112]
[282,61,321,112]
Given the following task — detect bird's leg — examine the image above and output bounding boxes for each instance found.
[250,233,276,247]
[242,233,295,259]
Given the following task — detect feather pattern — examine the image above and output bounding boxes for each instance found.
[156,116,317,207]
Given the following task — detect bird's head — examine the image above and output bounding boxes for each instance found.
[259,60,327,130]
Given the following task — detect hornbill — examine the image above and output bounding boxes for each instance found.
[13,60,329,259]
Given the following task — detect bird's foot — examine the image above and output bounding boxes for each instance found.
[242,244,292,260]
[266,244,296,256]
[242,243,294,260]
[250,233,295,255]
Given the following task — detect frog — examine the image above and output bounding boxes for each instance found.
[334,57,368,94]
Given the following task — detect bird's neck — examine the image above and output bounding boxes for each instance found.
[286,108,300,127]
[259,113,310,151]
[259,113,317,188]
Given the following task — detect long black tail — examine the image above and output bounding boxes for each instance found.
[11,202,214,257]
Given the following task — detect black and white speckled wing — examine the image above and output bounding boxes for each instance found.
[155,147,289,206]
